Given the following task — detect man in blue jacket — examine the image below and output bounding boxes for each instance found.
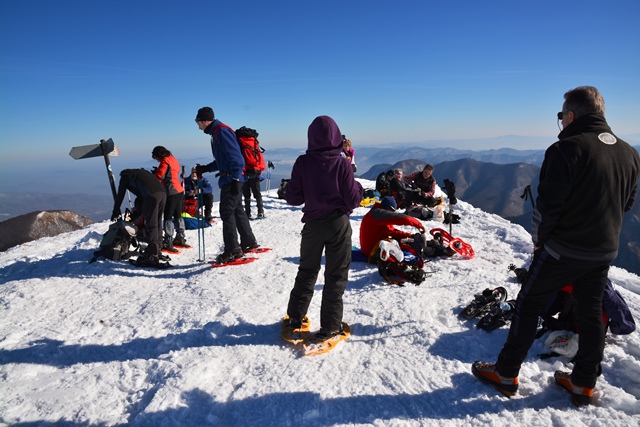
[195,107,258,264]
[284,115,363,339]
[472,86,640,406]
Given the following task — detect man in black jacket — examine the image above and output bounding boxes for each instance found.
[472,86,640,406]
[112,168,166,266]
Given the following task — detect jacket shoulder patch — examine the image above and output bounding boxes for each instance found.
[598,132,617,145]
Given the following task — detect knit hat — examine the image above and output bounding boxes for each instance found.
[196,107,214,122]
[381,196,397,211]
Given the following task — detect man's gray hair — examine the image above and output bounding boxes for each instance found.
[563,86,606,118]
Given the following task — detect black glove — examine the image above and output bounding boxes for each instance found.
[443,179,457,205]
[229,179,242,196]
[195,164,208,177]
[111,209,120,221]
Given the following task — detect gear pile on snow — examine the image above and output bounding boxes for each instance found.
[459,287,507,319]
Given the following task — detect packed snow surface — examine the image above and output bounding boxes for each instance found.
[1,179,639,426]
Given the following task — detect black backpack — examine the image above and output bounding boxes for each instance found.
[90,220,139,263]
[277,179,290,199]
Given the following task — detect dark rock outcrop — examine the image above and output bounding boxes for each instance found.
[0,210,93,252]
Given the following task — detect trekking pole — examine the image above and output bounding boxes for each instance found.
[196,178,206,262]
[266,161,275,194]
[443,179,457,236]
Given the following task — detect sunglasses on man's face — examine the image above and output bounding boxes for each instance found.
[557,112,564,120]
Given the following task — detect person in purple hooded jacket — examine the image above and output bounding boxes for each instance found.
[284,115,363,339]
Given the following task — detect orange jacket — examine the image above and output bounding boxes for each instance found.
[154,154,184,195]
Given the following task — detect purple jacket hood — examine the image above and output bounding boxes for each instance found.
[285,116,363,222]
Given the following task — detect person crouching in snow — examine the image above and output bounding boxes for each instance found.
[360,196,453,262]
[284,115,363,339]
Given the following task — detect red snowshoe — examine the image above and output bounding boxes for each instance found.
[430,228,474,259]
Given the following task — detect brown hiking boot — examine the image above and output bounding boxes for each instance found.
[472,361,519,397]
[554,371,594,406]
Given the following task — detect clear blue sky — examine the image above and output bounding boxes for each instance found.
[1,0,639,176]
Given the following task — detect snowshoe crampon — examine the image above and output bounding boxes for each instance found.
[460,287,508,319]
[281,315,311,345]
[477,300,516,331]
[430,228,474,259]
[302,323,350,356]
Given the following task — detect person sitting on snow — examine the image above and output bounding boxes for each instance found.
[375,170,394,197]
[184,166,215,223]
[403,164,441,208]
[360,196,453,261]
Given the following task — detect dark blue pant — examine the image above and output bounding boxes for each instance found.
[219,182,256,253]
[496,248,608,388]
[287,210,352,333]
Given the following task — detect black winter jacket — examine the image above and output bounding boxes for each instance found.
[532,114,640,263]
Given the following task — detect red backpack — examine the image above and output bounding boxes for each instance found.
[213,124,266,176]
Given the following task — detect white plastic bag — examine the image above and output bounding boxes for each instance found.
[544,330,579,358]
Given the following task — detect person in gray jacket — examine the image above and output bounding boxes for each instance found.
[472,86,640,406]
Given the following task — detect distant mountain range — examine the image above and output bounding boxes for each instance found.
[1,145,638,274]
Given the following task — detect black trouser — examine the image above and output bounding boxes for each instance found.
[406,192,437,208]
[242,176,264,216]
[219,182,256,253]
[142,191,166,256]
[287,210,352,333]
[496,248,609,388]
[201,193,214,219]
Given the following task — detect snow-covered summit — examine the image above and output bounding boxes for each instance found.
[1,179,639,426]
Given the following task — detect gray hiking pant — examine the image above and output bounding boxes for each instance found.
[287,210,352,333]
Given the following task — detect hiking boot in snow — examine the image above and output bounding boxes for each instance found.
[241,242,260,253]
[136,253,160,267]
[173,236,188,247]
[554,371,594,406]
[214,250,243,264]
[313,324,346,340]
[162,242,179,254]
[257,212,265,219]
[471,361,519,397]
[283,315,310,331]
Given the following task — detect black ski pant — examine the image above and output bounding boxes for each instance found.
[201,193,214,220]
[219,181,256,253]
[287,210,352,333]
[496,248,609,388]
[242,176,264,216]
[142,191,166,256]
[406,192,438,208]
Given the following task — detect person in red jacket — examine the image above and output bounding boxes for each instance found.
[152,146,187,250]
[359,196,425,258]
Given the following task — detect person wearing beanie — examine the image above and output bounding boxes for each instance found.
[195,106,258,264]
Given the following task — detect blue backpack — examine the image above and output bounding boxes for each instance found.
[602,279,636,335]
